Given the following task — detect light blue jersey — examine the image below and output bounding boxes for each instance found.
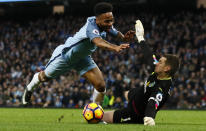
[44,16,118,78]
[62,16,118,62]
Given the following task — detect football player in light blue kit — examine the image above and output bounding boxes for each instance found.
[22,2,135,105]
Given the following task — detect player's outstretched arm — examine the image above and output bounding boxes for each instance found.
[92,37,129,53]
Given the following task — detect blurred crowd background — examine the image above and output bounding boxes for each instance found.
[0,2,206,109]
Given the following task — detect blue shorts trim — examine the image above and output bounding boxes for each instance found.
[45,54,61,68]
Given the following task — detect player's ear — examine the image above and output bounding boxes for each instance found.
[164,65,171,72]
[96,17,100,24]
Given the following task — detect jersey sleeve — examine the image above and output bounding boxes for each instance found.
[108,26,119,36]
[144,87,165,119]
[138,41,155,73]
[86,22,102,41]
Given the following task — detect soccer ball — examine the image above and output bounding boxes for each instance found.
[82,103,104,123]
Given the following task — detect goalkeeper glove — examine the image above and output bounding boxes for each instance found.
[144,117,155,126]
[135,20,145,43]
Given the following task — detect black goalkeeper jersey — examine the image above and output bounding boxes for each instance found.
[128,41,173,119]
[128,72,172,119]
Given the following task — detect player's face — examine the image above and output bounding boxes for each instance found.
[96,12,114,32]
[155,57,169,74]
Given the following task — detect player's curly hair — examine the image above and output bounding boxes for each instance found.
[94,2,113,16]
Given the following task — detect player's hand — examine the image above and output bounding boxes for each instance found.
[135,20,145,43]
[115,44,130,53]
[144,117,155,126]
[123,30,135,42]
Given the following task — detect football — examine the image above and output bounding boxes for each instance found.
[82,103,104,123]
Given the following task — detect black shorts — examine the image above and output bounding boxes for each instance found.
[128,87,144,101]
[113,108,144,124]
[113,87,144,124]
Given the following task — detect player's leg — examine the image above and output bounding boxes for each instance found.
[22,71,50,105]
[103,108,134,123]
[103,88,142,124]
[75,56,106,103]
[22,45,69,105]
[82,67,106,103]
[102,110,115,123]
[26,71,50,91]
[104,88,144,124]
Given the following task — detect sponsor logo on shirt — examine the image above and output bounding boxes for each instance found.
[121,117,131,122]
[149,82,155,87]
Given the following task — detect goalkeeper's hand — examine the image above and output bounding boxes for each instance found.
[135,20,145,43]
[144,117,155,126]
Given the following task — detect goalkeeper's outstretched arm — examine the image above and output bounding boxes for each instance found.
[135,20,155,71]
[138,41,154,68]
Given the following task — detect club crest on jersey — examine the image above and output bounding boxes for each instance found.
[92,29,100,35]
[156,93,163,102]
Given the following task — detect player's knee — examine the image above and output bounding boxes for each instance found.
[95,81,106,92]
[39,71,50,82]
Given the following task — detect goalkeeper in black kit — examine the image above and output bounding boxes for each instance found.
[102,20,180,126]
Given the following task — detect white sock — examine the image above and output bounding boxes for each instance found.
[93,88,106,103]
[27,72,40,91]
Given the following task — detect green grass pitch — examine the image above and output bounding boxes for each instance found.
[0,108,206,131]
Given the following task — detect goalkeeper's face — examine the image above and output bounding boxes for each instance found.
[96,12,114,32]
[155,57,171,75]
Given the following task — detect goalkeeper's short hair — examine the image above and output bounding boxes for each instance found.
[163,54,180,77]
